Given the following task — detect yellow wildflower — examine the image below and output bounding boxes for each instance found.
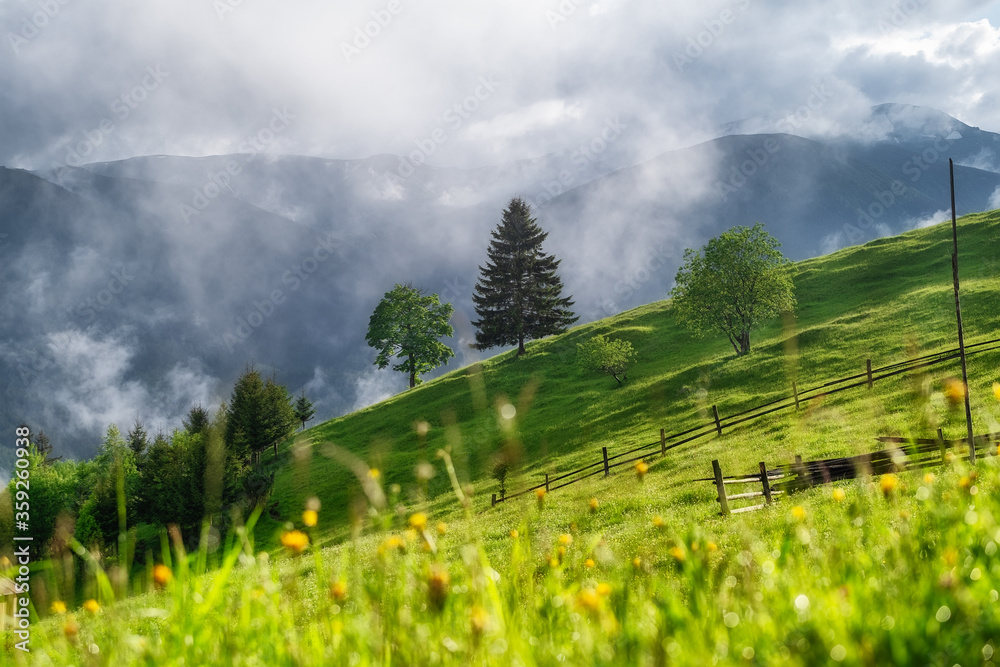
[589,498,599,513]
[635,460,649,479]
[832,488,846,502]
[82,599,100,614]
[669,546,685,562]
[437,521,448,535]
[924,473,935,484]
[378,535,405,556]
[510,529,519,539]
[577,588,600,611]
[632,556,642,568]
[944,379,966,406]
[558,533,573,546]
[64,619,79,639]
[280,529,309,554]
[331,580,348,602]
[153,564,172,587]
[993,382,1000,402]
[584,558,595,569]
[652,516,665,529]
[302,509,318,527]
[409,512,428,531]
[791,505,807,520]
[596,582,612,596]
[368,468,381,480]
[470,605,489,635]
[427,565,450,611]
[50,600,67,614]
[879,474,898,497]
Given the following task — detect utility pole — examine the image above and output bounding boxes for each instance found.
[949,158,975,463]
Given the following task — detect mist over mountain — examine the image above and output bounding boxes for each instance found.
[2,103,999,467]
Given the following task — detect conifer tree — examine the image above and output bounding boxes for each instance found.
[293,390,316,431]
[225,364,296,467]
[126,418,149,457]
[472,197,577,355]
[183,405,211,436]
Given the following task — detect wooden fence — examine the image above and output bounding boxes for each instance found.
[490,336,1000,508]
[708,432,1000,515]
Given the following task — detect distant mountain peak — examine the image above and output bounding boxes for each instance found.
[718,102,970,145]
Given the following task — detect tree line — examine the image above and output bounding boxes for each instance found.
[365,199,794,389]
[1,364,316,560]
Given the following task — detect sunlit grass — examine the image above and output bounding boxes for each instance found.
[5,210,1000,665]
[261,209,1000,546]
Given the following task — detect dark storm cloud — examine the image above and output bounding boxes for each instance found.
[2,0,1000,466]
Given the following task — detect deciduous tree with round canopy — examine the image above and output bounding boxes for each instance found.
[670,222,795,356]
[366,283,455,388]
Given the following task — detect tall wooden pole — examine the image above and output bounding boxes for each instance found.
[949,159,976,463]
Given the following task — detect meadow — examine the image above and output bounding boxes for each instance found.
[4,209,1000,665]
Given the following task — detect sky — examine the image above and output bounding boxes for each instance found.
[3,0,1000,466]
[2,0,1000,171]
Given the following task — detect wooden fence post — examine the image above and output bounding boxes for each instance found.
[866,359,873,389]
[602,447,610,477]
[937,427,946,464]
[491,493,497,507]
[660,428,666,456]
[545,473,550,492]
[713,460,730,515]
[792,381,800,410]
[759,461,773,505]
[712,405,723,436]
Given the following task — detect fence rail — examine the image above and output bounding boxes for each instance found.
[490,336,1000,508]
[709,432,1000,515]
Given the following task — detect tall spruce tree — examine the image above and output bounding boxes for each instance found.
[225,364,296,467]
[293,390,316,431]
[472,198,577,355]
[126,418,149,457]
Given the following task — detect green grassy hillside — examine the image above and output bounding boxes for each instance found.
[260,209,1000,546]
[11,210,1000,666]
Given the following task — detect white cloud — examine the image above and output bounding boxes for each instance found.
[989,185,1000,210]
[351,367,403,412]
[40,329,220,437]
[903,209,951,230]
[2,1,998,171]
